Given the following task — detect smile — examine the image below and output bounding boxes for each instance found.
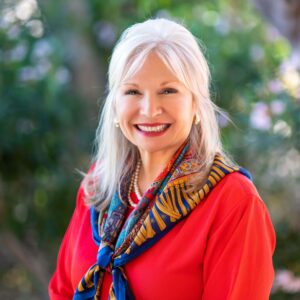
[136,124,170,132]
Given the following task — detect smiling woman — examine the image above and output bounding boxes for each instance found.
[115,53,196,188]
[49,18,275,300]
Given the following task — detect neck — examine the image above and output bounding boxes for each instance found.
[137,150,175,195]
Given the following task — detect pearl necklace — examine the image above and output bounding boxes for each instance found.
[127,160,142,207]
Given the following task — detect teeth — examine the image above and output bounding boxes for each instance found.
[137,124,169,132]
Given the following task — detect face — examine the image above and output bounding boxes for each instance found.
[115,52,196,158]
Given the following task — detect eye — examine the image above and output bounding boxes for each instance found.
[161,88,178,95]
[124,89,140,95]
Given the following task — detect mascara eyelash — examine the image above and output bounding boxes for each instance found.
[161,88,178,94]
[125,90,140,95]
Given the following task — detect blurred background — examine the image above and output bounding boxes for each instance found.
[0,0,299,299]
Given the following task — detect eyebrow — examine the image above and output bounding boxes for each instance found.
[122,80,180,87]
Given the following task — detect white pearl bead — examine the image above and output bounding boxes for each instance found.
[127,160,142,207]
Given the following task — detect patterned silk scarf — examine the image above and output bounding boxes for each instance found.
[73,142,252,300]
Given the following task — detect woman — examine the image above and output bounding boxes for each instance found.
[49,18,276,300]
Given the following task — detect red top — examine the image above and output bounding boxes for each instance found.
[48,172,276,300]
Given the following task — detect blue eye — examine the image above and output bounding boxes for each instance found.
[125,89,140,95]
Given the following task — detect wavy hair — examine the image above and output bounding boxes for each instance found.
[83,18,232,211]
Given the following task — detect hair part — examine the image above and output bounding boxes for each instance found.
[83,17,233,211]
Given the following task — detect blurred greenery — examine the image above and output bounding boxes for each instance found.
[0,0,299,298]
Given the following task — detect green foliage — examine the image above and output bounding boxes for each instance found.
[0,0,299,298]
[275,222,300,274]
[271,293,300,300]
[0,0,91,251]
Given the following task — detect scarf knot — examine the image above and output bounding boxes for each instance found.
[97,245,114,269]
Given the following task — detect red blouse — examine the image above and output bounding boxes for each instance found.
[48,172,276,300]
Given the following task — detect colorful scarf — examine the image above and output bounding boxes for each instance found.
[73,142,251,300]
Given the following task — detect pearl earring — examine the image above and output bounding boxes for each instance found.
[194,114,200,125]
[114,118,120,127]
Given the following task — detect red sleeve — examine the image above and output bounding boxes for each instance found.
[48,185,85,300]
[202,194,276,300]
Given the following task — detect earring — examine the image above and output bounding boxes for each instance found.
[194,114,200,125]
[114,118,120,127]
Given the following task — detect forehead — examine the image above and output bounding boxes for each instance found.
[122,52,180,84]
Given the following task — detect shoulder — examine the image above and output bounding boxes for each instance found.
[210,171,262,205]
[203,171,270,223]
[195,171,275,242]
[217,171,258,198]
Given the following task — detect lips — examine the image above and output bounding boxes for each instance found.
[136,124,170,132]
[134,123,171,135]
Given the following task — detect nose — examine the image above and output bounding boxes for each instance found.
[139,93,163,117]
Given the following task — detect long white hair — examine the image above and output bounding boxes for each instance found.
[83,18,231,211]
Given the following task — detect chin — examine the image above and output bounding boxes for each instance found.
[136,143,180,155]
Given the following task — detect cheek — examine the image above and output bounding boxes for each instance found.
[115,103,136,138]
[171,99,194,120]
[115,99,131,121]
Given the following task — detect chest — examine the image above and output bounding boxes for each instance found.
[70,203,210,299]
